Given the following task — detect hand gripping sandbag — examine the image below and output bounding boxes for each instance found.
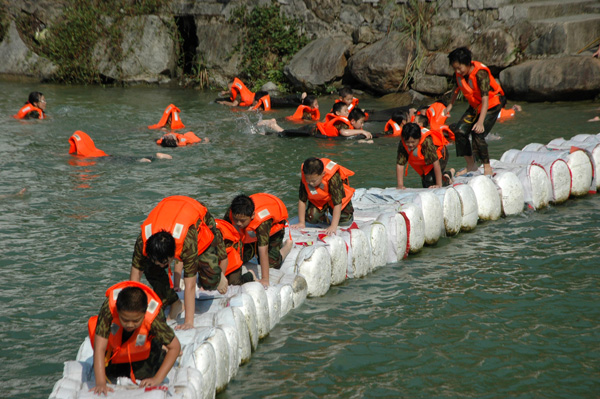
[432,187,462,236]
[455,174,501,221]
[521,144,594,196]
[489,170,525,216]
[242,282,271,339]
[354,217,388,269]
[339,227,371,277]
[229,293,259,352]
[278,272,308,309]
[452,183,479,231]
[294,244,332,297]
[495,154,561,206]
[547,138,600,191]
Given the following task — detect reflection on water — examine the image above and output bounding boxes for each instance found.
[0,81,598,398]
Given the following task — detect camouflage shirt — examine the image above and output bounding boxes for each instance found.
[94,298,175,346]
[396,136,439,167]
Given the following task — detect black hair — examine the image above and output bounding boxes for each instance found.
[448,47,472,66]
[230,194,255,217]
[338,87,353,98]
[434,98,449,107]
[116,286,148,313]
[415,114,429,128]
[332,102,347,115]
[27,91,44,105]
[303,95,317,107]
[255,91,268,99]
[349,108,365,122]
[302,157,324,175]
[391,110,408,125]
[145,231,175,265]
[401,123,422,142]
[160,134,178,147]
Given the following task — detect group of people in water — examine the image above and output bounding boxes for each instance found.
[13,46,522,394]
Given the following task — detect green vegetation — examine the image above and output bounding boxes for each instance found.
[229,3,309,92]
[26,0,169,84]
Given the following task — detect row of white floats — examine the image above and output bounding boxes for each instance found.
[50,133,600,399]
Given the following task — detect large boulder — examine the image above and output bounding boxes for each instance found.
[195,20,241,87]
[93,15,177,84]
[0,21,56,80]
[410,72,449,96]
[348,32,416,93]
[284,35,352,90]
[470,28,516,69]
[499,57,600,101]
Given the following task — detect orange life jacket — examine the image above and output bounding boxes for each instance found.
[87,281,162,382]
[68,131,108,158]
[156,132,202,146]
[286,105,320,121]
[141,196,214,260]
[215,219,243,276]
[498,107,515,122]
[234,193,288,244]
[384,119,403,136]
[402,130,444,176]
[316,115,353,137]
[13,104,45,120]
[426,102,449,132]
[301,158,355,211]
[454,61,504,112]
[148,104,185,130]
[230,77,255,107]
[250,94,271,111]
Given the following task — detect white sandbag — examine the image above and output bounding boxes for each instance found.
[547,138,600,190]
[295,244,332,297]
[207,328,230,393]
[413,191,444,245]
[278,273,308,308]
[399,202,425,253]
[278,243,301,275]
[377,211,408,262]
[229,293,259,352]
[339,227,371,277]
[356,219,388,268]
[242,282,271,339]
[453,183,479,231]
[496,153,561,206]
[277,283,294,318]
[76,386,169,399]
[268,267,285,285]
[216,323,239,382]
[265,285,282,330]
[215,307,248,368]
[432,187,462,236]
[62,360,91,383]
[569,134,599,143]
[491,170,524,216]
[75,337,93,364]
[321,234,348,285]
[49,378,80,399]
[459,174,501,221]
[173,367,203,399]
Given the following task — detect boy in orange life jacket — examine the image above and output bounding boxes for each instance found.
[89,282,181,395]
[286,95,320,121]
[157,132,208,147]
[130,196,228,330]
[445,47,505,176]
[223,194,293,289]
[292,157,355,235]
[13,91,46,119]
[218,77,255,107]
[396,122,454,189]
[383,110,409,136]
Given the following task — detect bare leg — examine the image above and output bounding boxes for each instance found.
[464,155,478,172]
[280,239,293,261]
[257,118,284,132]
[483,163,493,176]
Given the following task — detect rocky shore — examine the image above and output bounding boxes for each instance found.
[2,0,600,102]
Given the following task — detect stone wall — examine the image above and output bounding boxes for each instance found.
[2,0,600,101]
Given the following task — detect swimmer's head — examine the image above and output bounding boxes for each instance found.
[332,102,348,117]
[28,91,46,110]
[160,134,178,147]
[401,123,422,152]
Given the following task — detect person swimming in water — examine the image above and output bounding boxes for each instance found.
[13,92,47,120]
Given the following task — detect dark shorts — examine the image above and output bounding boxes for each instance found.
[226,268,255,285]
[453,101,503,164]
[105,339,165,382]
[242,229,286,269]
[305,201,354,226]
[421,146,451,188]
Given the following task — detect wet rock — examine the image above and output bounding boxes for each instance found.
[93,15,177,84]
[195,19,241,84]
[284,35,352,90]
[470,28,516,68]
[410,72,449,96]
[424,52,454,77]
[499,57,600,101]
[0,21,56,80]
[305,0,342,24]
[348,32,416,94]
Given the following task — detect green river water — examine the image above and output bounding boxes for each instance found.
[0,81,598,398]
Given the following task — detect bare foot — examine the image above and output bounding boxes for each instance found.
[512,104,522,112]
[588,116,600,122]
[483,164,493,176]
[455,168,467,177]
[202,137,210,143]
[156,152,173,160]
[138,158,152,163]
[301,92,307,100]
